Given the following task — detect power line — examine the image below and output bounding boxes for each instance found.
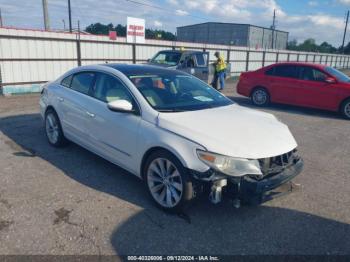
[271,9,276,49]
[42,0,50,30]
[0,8,3,27]
[341,10,349,53]
[123,0,207,20]
[68,0,72,32]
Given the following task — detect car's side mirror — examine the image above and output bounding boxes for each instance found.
[178,60,185,68]
[325,77,336,84]
[107,100,134,113]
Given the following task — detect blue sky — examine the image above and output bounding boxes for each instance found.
[0,0,350,46]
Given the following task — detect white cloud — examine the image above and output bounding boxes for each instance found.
[0,0,346,46]
[308,1,318,6]
[338,0,350,4]
[167,0,179,5]
[175,9,189,16]
[154,20,163,27]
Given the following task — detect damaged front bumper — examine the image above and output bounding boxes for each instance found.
[189,157,304,206]
[239,158,303,205]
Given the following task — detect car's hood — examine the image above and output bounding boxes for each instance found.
[157,104,297,159]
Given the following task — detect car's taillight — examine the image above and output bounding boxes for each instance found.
[239,73,246,81]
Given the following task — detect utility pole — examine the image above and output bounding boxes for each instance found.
[0,8,3,27]
[68,0,72,32]
[62,19,66,30]
[342,10,349,54]
[271,9,276,49]
[42,0,50,30]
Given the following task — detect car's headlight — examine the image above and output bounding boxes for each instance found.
[197,150,262,177]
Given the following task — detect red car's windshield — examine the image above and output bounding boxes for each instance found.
[325,67,350,83]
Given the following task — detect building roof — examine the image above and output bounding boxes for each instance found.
[177,22,289,34]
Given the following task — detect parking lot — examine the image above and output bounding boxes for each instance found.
[0,81,350,256]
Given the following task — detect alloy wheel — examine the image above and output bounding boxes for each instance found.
[147,158,183,208]
[45,113,59,144]
[253,89,267,105]
[344,102,350,118]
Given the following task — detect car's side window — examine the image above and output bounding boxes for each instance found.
[265,67,275,76]
[92,73,134,104]
[298,66,327,82]
[195,53,207,67]
[273,65,298,79]
[61,74,73,88]
[70,72,95,95]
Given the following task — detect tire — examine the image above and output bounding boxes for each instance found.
[340,98,350,120]
[45,109,68,147]
[143,150,194,211]
[251,87,270,107]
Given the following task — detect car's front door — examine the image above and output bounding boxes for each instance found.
[180,53,209,82]
[193,52,209,83]
[84,72,141,173]
[295,66,340,110]
[57,71,96,145]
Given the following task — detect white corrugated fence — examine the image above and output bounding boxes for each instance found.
[1,27,350,94]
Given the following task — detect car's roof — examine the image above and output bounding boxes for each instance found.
[103,63,188,75]
[155,49,204,54]
[267,62,327,70]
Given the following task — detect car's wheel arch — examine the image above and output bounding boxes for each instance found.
[140,146,187,180]
[339,96,350,111]
[44,105,66,136]
[45,105,56,116]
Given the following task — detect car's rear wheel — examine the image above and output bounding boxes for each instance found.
[251,87,270,106]
[144,150,194,211]
[45,109,68,147]
[340,98,350,120]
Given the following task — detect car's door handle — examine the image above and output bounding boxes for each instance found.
[58,97,64,102]
[86,111,95,118]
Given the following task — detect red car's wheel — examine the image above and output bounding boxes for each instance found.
[341,98,350,120]
[251,87,270,107]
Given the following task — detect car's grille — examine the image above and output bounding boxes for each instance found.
[257,149,300,178]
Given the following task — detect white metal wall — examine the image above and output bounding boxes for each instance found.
[1,27,350,88]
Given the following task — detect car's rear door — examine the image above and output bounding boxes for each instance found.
[294,66,340,110]
[265,65,299,104]
[56,71,96,145]
[83,72,141,173]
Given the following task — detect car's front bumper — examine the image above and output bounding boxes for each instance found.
[239,158,304,205]
[189,158,304,205]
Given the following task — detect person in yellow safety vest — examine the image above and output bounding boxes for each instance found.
[211,51,227,91]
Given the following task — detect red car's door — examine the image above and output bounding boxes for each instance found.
[295,66,340,110]
[265,65,300,104]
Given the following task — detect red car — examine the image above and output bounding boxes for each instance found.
[237,62,350,119]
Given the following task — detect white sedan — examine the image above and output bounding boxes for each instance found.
[40,64,303,211]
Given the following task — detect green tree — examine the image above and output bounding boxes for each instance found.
[85,23,176,41]
[287,38,338,53]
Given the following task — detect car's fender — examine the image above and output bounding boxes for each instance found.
[134,120,210,178]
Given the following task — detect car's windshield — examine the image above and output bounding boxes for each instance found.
[324,66,350,83]
[127,72,233,112]
[150,52,182,66]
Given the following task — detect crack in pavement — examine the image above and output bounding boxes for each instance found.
[0,220,13,231]
[53,208,78,226]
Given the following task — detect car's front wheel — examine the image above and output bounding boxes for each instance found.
[251,87,270,106]
[340,98,350,120]
[144,150,194,211]
[45,109,68,147]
